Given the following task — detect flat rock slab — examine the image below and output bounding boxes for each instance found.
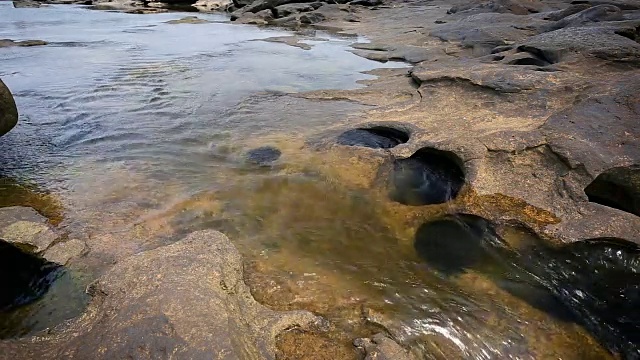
[0,230,320,359]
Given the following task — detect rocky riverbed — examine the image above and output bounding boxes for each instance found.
[1,0,639,359]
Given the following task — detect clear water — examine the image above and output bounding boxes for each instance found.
[0,4,638,359]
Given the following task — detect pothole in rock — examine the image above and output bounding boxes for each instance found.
[584,166,640,216]
[414,215,640,358]
[389,148,465,205]
[0,239,88,339]
[337,126,410,149]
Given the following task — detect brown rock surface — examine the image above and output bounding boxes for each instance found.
[0,230,320,359]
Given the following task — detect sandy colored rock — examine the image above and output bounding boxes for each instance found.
[43,239,86,265]
[0,230,321,359]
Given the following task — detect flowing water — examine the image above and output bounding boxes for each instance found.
[1,3,639,359]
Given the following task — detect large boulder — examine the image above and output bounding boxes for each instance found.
[0,79,18,137]
[0,230,320,359]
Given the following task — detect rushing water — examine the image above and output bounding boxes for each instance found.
[1,3,639,359]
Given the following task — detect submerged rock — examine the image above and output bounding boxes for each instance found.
[0,79,18,137]
[245,145,282,165]
[0,39,48,48]
[165,16,211,24]
[0,239,61,312]
[0,230,320,359]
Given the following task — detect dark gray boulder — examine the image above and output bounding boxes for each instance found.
[0,79,18,138]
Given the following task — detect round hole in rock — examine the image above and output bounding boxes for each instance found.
[244,146,281,166]
[390,148,465,205]
[0,239,88,339]
[414,214,504,275]
[337,126,410,149]
[414,214,574,320]
[584,166,640,216]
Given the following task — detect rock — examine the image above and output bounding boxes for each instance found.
[570,0,640,11]
[274,2,322,18]
[539,4,592,21]
[410,60,558,93]
[12,0,42,7]
[337,126,409,149]
[0,230,321,359]
[540,4,624,32]
[389,147,465,206]
[447,0,544,16]
[349,0,382,6]
[261,35,312,50]
[43,239,86,266]
[235,8,274,24]
[192,0,231,12]
[0,79,18,137]
[354,333,417,360]
[0,207,47,229]
[300,11,325,24]
[0,39,48,47]
[165,16,211,24]
[519,24,640,63]
[245,145,282,165]
[1,221,58,254]
[237,0,317,14]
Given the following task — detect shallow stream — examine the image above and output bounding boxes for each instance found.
[1,4,639,359]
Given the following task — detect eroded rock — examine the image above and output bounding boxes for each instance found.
[585,166,640,216]
[165,16,211,24]
[0,230,321,359]
[390,147,465,205]
[337,126,409,149]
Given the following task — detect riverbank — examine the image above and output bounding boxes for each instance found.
[1,0,639,359]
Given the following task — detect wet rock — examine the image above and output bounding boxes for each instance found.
[0,230,321,358]
[261,35,312,50]
[0,79,18,137]
[0,239,61,312]
[43,239,86,266]
[584,166,640,216]
[245,145,282,165]
[165,16,211,24]
[354,333,416,360]
[1,221,58,254]
[0,39,48,47]
[389,148,465,206]
[337,126,409,149]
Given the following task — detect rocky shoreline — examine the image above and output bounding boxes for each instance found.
[1,0,639,358]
